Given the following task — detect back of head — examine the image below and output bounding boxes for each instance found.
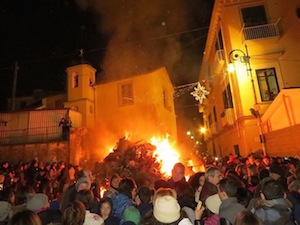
[9,210,42,225]
[75,189,94,210]
[15,186,34,205]
[261,179,284,200]
[63,201,86,225]
[153,188,177,204]
[123,206,141,225]
[154,179,170,190]
[138,187,152,204]
[118,178,136,199]
[234,211,262,225]
[219,178,238,197]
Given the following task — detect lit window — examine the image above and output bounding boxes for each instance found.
[73,72,79,88]
[256,68,279,102]
[118,82,134,106]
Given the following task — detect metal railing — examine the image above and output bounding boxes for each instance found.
[242,19,281,41]
[0,126,66,145]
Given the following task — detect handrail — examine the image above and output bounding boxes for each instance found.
[0,126,68,145]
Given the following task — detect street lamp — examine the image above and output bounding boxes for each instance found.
[200,127,206,134]
[228,45,266,156]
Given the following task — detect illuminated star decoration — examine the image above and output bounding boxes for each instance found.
[190,82,209,104]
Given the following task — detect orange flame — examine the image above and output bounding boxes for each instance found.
[151,136,180,177]
[99,186,107,199]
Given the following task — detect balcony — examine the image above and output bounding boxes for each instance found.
[220,108,235,127]
[241,19,280,41]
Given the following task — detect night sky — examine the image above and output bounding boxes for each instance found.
[0,0,213,132]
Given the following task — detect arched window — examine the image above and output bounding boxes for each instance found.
[73,72,79,88]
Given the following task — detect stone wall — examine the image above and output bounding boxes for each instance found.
[0,128,87,164]
[0,142,69,164]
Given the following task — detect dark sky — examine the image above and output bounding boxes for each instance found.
[0,0,213,133]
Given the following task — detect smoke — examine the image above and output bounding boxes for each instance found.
[75,0,211,84]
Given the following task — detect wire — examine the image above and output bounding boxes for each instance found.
[0,26,209,70]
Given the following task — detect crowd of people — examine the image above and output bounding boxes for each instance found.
[0,153,300,225]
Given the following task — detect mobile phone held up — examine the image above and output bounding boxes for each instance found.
[196,200,202,210]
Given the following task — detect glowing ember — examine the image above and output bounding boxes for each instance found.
[151,136,180,176]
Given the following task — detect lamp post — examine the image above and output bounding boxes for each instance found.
[228,45,266,156]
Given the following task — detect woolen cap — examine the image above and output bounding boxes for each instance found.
[27,193,48,212]
[153,196,180,223]
[0,201,11,221]
[205,194,221,214]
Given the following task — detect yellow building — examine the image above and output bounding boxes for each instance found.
[64,64,177,144]
[199,0,300,156]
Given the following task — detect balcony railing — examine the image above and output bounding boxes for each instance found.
[0,126,67,145]
[242,19,281,41]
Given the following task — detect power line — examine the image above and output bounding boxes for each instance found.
[0,26,209,69]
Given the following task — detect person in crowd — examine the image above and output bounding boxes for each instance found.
[0,201,11,224]
[154,179,170,190]
[194,193,221,225]
[188,172,205,203]
[252,179,294,225]
[103,174,121,198]
[60,169,93,212]
[111,178,137,221]
[167,162,195,209]
[287,179,300,224]
[26,193,61,225]
[269,164,288,191]
[75,190,104,225]
[9,210,42,225]
[152,187,177,204]
[143,194,193,225]
[136,187,153,218]
[200,166,222,206]
[62,201,86,225]
[9,186,35,218]
[234,211,262,225]
[260,155,271,171]
[99,197,119,225]
[218,178,246,224]
[123,206,141,225]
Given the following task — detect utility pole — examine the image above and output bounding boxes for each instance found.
[11,61,19,112]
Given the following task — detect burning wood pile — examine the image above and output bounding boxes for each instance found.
[94,137,166,188]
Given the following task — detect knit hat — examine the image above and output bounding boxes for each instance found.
[76,177,91,191]
[123,206,141,225]
[269,164,283,177]
[205,194,221,214]
[27,193,49,212]
[0,201,11,221]
[153,196,180,223]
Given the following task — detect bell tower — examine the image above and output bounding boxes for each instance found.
[64,62,96,129]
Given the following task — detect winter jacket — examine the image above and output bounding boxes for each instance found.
[219,197,246,224]
[253,197,294,225]
[199,182,218,207]
[111,192,133,220]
